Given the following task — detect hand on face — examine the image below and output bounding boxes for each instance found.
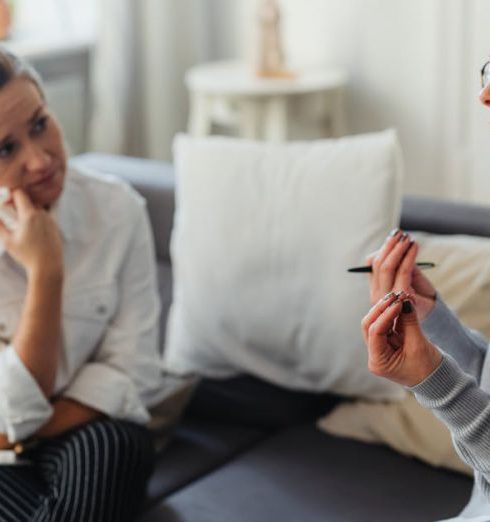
[366,229,437,321]
[0,189,63,278]
[362,291,442,387]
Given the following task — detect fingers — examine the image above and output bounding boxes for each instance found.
[361,290,408,344]
[11,189,34,218]
[371,231,414,291]
[0,219,10,245]
[371,228,403,266]
[396,296,420,331]
[394,240,418,289]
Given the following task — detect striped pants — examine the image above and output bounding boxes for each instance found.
[0,419,154,522]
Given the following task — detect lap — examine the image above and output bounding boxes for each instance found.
[0,418,154,522]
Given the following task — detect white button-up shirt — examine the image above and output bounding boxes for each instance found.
[0,166,165,442]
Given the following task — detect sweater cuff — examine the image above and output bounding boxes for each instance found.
[421,293,452,337]
[408,353,462,405]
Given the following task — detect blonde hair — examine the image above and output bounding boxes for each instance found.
[0,47,45,99]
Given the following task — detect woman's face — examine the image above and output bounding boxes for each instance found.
[480,61,490,108]
[0,76,66,208]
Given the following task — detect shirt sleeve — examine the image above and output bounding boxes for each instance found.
[62,196,163,424]
[421,294,488,381]
[410,353,490,500]
[0,346,54,442]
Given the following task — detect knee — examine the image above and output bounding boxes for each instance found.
[87,419,154,470]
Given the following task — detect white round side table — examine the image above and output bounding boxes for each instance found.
[185,60,348,142]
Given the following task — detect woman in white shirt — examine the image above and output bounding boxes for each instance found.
[0,49,164,521]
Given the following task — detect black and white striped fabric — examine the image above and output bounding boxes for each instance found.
[0,419,154,521]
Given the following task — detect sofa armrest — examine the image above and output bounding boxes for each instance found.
[401,195,490,238]
[70,153,175,262]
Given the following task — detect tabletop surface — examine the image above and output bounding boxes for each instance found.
[186,60,348,96]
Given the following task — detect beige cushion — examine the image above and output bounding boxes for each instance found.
[319,232,490,475]
[318,394,472,475]
[146,375,197,452]
[414,232,490,338]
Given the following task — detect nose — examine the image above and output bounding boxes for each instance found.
[480,84,490,107]
[23,142,52,172]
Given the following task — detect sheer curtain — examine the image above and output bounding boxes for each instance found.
[90,0,212,160]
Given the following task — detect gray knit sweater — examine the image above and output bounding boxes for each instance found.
[411,296,490,520]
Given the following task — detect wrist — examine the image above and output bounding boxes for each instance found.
[411,344,443,387]
[417,294,437,321]
[27,264,64,285]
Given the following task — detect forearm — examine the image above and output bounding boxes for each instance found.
[0,433,13,450]
[411,354,490,485]
[0,398,102,444]
[36,398,103,439]
[13,269,63,397]
[421,295,487,380]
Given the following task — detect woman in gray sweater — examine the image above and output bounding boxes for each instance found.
[362,61,490,522]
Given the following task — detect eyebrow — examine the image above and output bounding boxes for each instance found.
[0,106,45,146]
[27,106,44,125]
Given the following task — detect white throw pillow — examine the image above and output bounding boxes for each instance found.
[164,131,404,400]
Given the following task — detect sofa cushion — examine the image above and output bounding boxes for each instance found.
[413,232,490,339]
[142,424,472,522]
[318,393,471,476]
[165,131,404,400]
[144,418,269,509]
[157,262,173,351]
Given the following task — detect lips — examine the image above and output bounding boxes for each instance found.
[30,169,57,189]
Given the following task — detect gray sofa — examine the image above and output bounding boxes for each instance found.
[71,153,489,522]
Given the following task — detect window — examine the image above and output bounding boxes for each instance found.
[11,0,97,41]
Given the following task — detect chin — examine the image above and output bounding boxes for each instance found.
[30,183,64,208]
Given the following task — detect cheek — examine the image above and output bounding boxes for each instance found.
[48,120,67,166]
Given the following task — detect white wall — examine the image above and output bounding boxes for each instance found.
[208,0,490,203]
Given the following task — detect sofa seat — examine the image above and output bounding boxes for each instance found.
[145,419,269,508]
[71,153,489,522]
[142,424,473,522]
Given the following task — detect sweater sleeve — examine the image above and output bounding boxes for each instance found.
[421,294,488,381]
[410,353,490,499]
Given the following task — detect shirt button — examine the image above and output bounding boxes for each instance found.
[96,305,107,315]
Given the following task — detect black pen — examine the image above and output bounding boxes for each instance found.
[347,262,436,273]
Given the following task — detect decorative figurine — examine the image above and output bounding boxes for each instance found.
[255,0,295,78]
[0,0,12,40]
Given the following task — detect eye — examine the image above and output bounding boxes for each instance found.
[0,140,16,158]
[31,115,48,135]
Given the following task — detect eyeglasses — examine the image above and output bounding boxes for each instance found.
[482,61,490,89]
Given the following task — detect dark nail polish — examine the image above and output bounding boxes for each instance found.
[389,228,400,237]
[398,233,407,242]
[402,300,413,314]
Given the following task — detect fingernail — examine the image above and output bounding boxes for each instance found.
[395,290,404,298]
[383,291,395,301]
[389,228,400,237]
[402,300,413,313]
[398,232,408,242]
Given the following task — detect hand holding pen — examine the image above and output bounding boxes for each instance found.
[351,229,438,321]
